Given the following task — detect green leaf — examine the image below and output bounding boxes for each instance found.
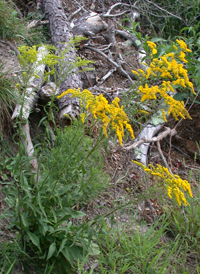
[135,40,142,47]
[38,116,47,127]
[51,207,57,223]
[24,201,37,216]
[194,99,200,104]
[197,37,200,46]
[37,192,47,218]
[61,245,83,265]
[89,242,100,256]
[27,231,41,251]
[54,214,71,228]
[66,209,86,219]
[21,212,29,228]
[57,238,68,256]
[47,242,56,260]
[173,93,188,101]
[150,37,166,43]
[5,260,16,274]
[55,221,72,235]
[151,116,165,126]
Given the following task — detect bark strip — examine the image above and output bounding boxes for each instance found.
[42,0,83,122]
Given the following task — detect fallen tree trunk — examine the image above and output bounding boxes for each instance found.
[42,0,83,124]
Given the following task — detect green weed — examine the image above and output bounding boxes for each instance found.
[0,62,19,135]
[0,0,49,45]
[95,217,178,274]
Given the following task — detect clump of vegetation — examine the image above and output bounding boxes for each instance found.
[0,0,49,44]
[0,0,25,40]
[0,1,200,273]
[0,63,18,135]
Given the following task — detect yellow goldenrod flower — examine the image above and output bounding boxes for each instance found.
[139,110,149,114]
[132,161,193,206]
[147,41,157,55]
[176,39,192,52]
[132,70,140,77]
[179,51,188,63]
[135,40,196,121]
[138,69,146,77]
[162,110,167,122]
[58,89,135,145]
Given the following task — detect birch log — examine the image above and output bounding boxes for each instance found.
[12,46,47,175]
[12,46,48,121]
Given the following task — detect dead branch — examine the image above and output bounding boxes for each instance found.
[123,127,177,151]
[96,67,117,86]
[115,29,147,71]
[42,0,83,123]
[21,122,38,174]
[157,141,172,173]
[144,0,183,21]
[103,2,138,17]
[26,19,49,29]
[38,82,59,101]
[68,7,82,21]
[12,46,47,121]
[84,45,135,83]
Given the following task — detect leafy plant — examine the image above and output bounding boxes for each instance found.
[0,41,106,273]
[0,62,19,135]
[1,119,109,273]
[0,0,49,45]
[138,0,200,39]
[167,170,200,253]
[42,119,109,206]
[96,217,178,273]
[0,240,20,274]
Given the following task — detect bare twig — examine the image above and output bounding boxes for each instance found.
[26,19,49,29]
[144,0,183,21]
[97,67,116,86]
[103,10,132,18]
[123,127,177,151]
[84,45,134,83]
[21,122,39,175]
[112,157,122,200]
[174,89,200,130]
[157,141,173,174]
[103,2,139,17]
[68,7,82,21]
[97,43,114,51]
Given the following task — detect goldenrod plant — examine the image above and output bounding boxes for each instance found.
[1,42,104,273]
[58,88,135,145]
[132,39,195,122]
[132,161,193,206]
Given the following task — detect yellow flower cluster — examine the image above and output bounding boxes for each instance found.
[147,41,157,55]
[132,39,195,121]
[132,161,193,206]
[138,81,192,121]
[57,88,135,145]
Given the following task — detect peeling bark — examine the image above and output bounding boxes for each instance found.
[42,0,83,123]
[12,46,47,121]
